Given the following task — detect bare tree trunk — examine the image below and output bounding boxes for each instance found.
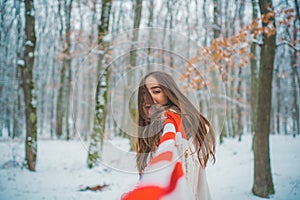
[115,0,124,33]
[55,0,73,140]
[275,59,281,134]
[236,0,245,140]
[168,0,174,70]
[56,0,65,138]
[225,0,237,137]
[83,0,97,140]
[291,13,299,137]
[211,0,225,143]
[203,0,208,46]
[227,0,235,138]
[252,0,275,197]
[147,0,154,71]
[236,67,243,141]
[56,61,65,138]
[127,0,142,149]
[295,0,300,20]
[50,37,57,139]
[129,0,142,70]
[161,1,169,67]
[292,66,300,136]
[13,0,24,139]
[19,0,37,171]
[13,70,22,138]
[87,0,112,169]
[213,0,220,38]
[64,0,73,140]
[283,105,288,135]
[250,0,259,148]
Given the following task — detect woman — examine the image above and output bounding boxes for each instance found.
[124,71,216,200]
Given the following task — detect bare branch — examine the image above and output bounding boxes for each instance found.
[276,40,300,51]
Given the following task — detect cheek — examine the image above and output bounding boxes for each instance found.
[157,95,165,103]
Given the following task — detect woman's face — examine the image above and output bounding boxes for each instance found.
[144,75,168,108]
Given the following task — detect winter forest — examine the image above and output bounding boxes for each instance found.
[0,0,300,199]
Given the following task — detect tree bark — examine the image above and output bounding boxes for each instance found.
[213,0,220,38]
[13,70,22,138]
[292,66,300,136]
[56,0,65,138]
[87,0,112,169]
[147,0,154,71]
[212,0,225,143]
[236,0,245,140]
[13,0,24,139]
[20,0,37,171]
[64,0,73,140]
[236,67,243,141]
[129,0,142,83]
[250,0,260,151]
[252,0,275,197]
[291,15,299,136]
[275,58,281,134]
[203,0,208,46]
[55,0,73,139]
[128,0,142,149]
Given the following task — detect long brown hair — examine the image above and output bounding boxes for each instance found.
[136,71,216,175]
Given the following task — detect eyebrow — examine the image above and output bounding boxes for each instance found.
[150,86,161,90]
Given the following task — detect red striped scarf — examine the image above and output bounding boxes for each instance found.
[122,111,193,200]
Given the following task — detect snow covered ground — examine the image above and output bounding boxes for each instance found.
[0,134,299,200]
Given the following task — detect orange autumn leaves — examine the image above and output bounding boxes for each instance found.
[181,8,298,91]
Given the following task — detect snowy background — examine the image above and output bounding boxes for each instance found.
[0,134,299,200]
[1,0,299,199]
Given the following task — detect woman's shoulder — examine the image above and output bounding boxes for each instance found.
[165,109,180,121]
[164,109,182,131]
[166,106,181,115]
[167,108,179,114]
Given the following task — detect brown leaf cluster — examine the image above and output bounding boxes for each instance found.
[182,8,298,90]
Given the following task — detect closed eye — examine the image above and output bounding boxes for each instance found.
[153,89,161,94]
[150,86,162,94]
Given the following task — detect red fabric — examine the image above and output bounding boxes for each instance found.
[121,111,191,200]
[159,132,175,145]
[150,151,173,165]
[121,162,185,200]
[166,162,185,193]
[165,111,186,139]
